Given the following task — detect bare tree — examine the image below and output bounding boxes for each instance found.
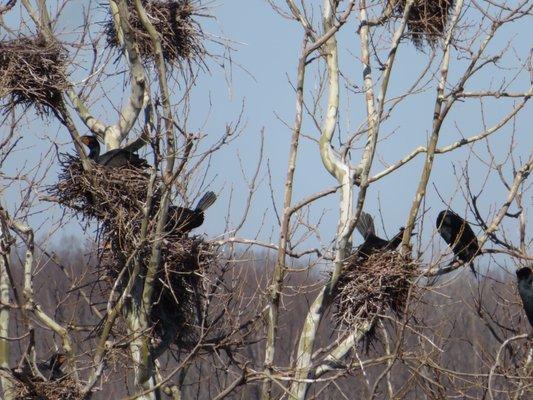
[0,0,531,399]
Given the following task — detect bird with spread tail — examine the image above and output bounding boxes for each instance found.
[166,191,217,235]
[516,266,533,328]
[355,211,405,259]
[436,209,480,276]
[80,135,148,168]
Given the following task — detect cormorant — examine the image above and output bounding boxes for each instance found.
[355,211,405,259]
[166,191,217,235]
[11,353,66,383]
[516,266,533,328]
[39,353,66,381]
[436,209,480,275]
[80,135,148,168]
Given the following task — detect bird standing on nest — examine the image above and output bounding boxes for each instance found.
[10,353,66,383]
[166,191,217,235]
[355,211,405,259]
[516,266,533,329]
[436,209,480,276]
[38,353,66,381]
[80,135,148,168]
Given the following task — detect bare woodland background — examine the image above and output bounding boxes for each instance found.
[0,0,531,399]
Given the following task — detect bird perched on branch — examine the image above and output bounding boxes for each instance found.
[436,209,480,276]
[80,135,148,168]
[166,191,217,235]
[355,211,405,259]
[516,266,533,328]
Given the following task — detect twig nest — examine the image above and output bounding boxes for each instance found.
[390,0,455,48]
[50,156,217,345]
[151,237,216,344]
[333,251,418,330]
[7,376,83,400]
[49,154,156,227]
[0,35,68,115]
[100,235,215,346]
[105,0,205,65]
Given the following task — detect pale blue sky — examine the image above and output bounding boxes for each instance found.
[1,1,531,268]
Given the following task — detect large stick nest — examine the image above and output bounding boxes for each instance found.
[49,154,157,227]
[48,155,215,345]
[6,376,83,400]
[0,34,68,116]
[105,0,206,66]
[148,237,215,342]
[100,233,214,345]
[390,0,455,48]
[333,251,418,330]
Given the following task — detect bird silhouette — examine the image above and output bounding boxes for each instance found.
[436,209,480,275]
[166,191,217,235]
[355,211,405,259]
[38,353,66,381]
[516,266,533,328]
[80,135,148,168]
[10,353,66,384]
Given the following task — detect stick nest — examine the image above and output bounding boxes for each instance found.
[7,376,83,400]
[48,155,215,345]
[0,34,68,116]
[147,237,215,342]
[105,0,205,65]
[390,0,455,48]
[333,251,418,330]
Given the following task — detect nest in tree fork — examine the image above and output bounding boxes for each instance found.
[105,0,205,65]
[6,376,83,400]
[49,154,157,229]
[48,155,215,345]
[148,236,215,342]
[0,34,68,116]
[333,251,418,330]
[389,0,455,48]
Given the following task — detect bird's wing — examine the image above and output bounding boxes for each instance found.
[457,218,478,247]
[99,149,123,166]
[517,278,533,327]
[386,228,404,250]
[447,212,480,256]
[356,211,375,239]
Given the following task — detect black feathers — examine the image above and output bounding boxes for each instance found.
[80,135,148,169]
[38,353,66,381]
[355,212,405,259]
[166,191,217,235]
[11,353,66,383]
[436,209,480,275]
[516,266,533,328]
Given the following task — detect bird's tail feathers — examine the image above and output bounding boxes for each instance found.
[356,211,376,239]
[195,191,217,212]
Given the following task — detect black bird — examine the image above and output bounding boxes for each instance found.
[355,211,405,259]
[516,266,533,328]
[80,135,148,168]
[37,353,66,381]
[11,353,66,383]
[436,209,480,275]
[166,191,217,235]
